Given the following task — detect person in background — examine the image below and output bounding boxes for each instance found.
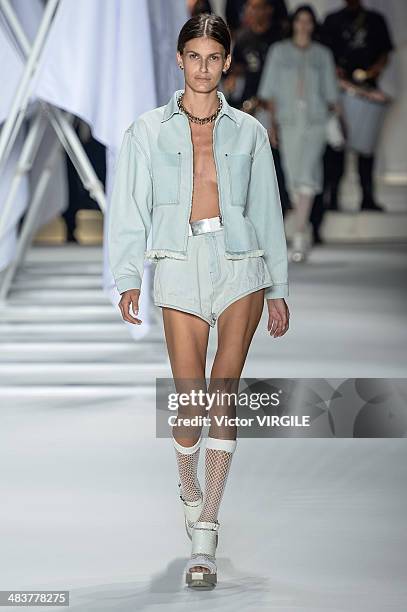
[223,0,284,111]
[226,0,288,39]
[321,0,394,212]
[63,118,106,242]
[225,0,250,37]
[265,0,289,38]
[223,0,291,215]
[257,4,341,262]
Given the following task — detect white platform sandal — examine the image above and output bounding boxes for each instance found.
[185,520,220,588]
[178,482,203,540]
[290,223,313,263]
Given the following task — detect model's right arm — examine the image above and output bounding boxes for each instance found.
[108,125,153,295]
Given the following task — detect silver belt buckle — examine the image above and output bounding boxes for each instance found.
[189,215,223,236]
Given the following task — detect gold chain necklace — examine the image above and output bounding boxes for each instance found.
[177,92,222,125]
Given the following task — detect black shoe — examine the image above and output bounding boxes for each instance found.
[312,231,324,245]
[326,200,340,211]
[325,187,340,211]
[66,231,78,242]
[360,200,385,212]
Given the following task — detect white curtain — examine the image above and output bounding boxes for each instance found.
[32,0,156,337]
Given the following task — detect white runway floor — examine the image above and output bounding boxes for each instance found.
[0,242,406,611]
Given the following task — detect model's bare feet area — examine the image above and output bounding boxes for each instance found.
[189,564,210,573]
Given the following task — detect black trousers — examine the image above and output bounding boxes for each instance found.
[322,145,378,209]
[310,145,379,239]
[271,145,291,218]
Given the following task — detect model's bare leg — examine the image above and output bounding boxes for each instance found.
[161,306,210,517]
[293,191,314,234]
[291,189,314,258]
[189,288,265,573]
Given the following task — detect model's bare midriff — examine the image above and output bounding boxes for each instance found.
[189,121,221,222]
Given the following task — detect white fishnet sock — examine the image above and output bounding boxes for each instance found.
[173,435,203,503]
[188,437,237,570]
[198,437,237,523]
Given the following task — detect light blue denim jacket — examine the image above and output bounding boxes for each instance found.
[108,89,289,299]
[258,40,339,126]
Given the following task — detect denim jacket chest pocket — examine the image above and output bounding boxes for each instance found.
[224,152,253,206]
[151,150,181,206]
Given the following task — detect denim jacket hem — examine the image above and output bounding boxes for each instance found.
[145,247,266,261]
[145,249,187,260]
[224,249,265,259]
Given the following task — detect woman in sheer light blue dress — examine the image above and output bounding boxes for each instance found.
[258,4,341,261]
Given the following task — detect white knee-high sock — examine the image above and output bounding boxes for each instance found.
[294,191,314,234]
[173,434,203,503]
[198,436,237,523]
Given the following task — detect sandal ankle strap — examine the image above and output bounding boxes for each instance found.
[191,522,219,557]
[193,520,220,532]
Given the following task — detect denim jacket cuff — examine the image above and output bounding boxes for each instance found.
[265,282,289,299]
[115,276,142,294]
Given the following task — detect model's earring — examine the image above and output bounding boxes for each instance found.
[179,64,184,70]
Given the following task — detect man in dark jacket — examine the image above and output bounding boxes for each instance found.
[321,0,394,212]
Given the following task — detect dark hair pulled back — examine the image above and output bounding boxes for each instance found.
[177,12,231,57]
[286,4,320,40]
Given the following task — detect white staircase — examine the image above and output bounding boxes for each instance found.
[0,245,171,397]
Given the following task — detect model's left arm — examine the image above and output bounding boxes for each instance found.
[245,125,289,300]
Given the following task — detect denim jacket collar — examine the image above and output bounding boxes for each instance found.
[161,89,240,126]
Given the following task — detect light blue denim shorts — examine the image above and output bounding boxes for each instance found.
[153,218,273,327]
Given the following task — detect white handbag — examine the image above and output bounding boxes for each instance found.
[326,112,345,150]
